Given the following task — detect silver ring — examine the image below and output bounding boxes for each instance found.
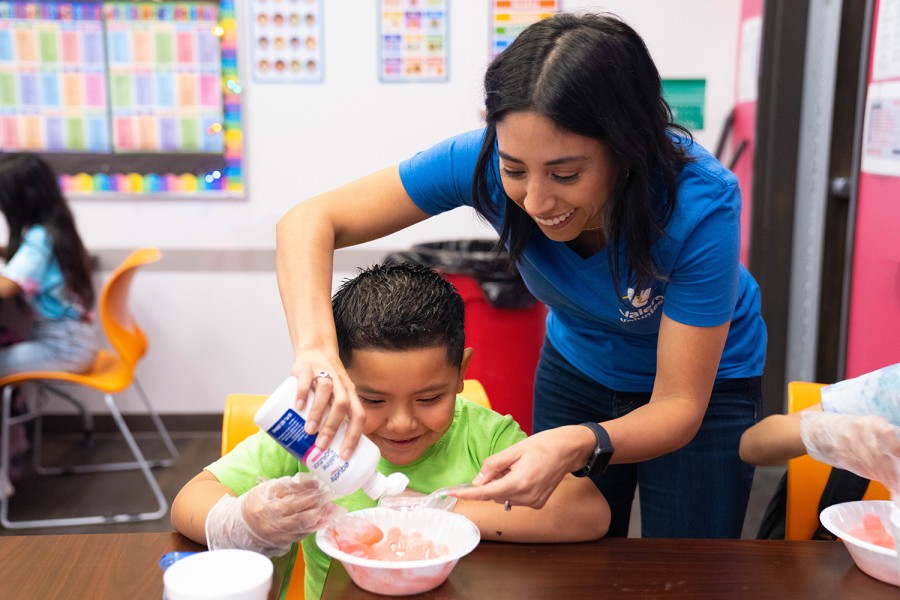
[504,500,511,512]
[316,370,332,380]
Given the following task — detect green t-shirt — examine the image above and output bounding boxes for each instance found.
[206,396,526,600]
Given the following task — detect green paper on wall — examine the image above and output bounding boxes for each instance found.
[662,79,706,131]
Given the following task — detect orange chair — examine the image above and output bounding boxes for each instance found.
[0,247,179,528]
[220,379,493,599]
[784,381,890,540]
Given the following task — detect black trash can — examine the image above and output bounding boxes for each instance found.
[385,240,546,433]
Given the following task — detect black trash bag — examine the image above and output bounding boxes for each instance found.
[384,239,537,309]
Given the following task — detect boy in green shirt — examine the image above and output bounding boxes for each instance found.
[172,262,610,599]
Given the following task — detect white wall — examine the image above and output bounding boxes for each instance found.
[57,0,741,416]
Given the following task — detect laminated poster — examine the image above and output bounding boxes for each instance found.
[490,0,561,60]
[861,80,900,177]
[0,0,243,195]
[250,0,323,83]
[0,2,111,152]
[105,1,224,153]
[379,0,448,83]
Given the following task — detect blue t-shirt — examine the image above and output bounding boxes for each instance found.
[1,225,88,321]
[399,129,766,391]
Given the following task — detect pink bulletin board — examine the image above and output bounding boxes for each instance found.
[846,0,900,377]
[732,0,763,267]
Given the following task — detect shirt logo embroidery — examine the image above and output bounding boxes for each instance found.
[619,287,664,322]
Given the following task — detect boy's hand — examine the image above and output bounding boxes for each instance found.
[800,412,900,493]
[205,473,339,557]
[292,350,367,460]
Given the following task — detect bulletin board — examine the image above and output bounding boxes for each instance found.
[845,0,900,377]
[0,0,243,197]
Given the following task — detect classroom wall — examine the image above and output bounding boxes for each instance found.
[52,0,742,416]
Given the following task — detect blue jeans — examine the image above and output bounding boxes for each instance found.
[533,339,761,538]
[0,318,98,378]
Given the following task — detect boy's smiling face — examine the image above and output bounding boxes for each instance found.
[347,345,473,466]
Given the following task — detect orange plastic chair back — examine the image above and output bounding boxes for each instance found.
[461,378,492,410]
[785,381,890,540]
[221,393,267,455]
[220,379,493,599]
[101,247,160,368]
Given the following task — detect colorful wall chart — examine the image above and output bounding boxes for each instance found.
[0,0,243,196]
[105,1,223,153]
[490,0,561,60]
[379,0,448,82]
[250,0,323,83]
[0,2,111,152]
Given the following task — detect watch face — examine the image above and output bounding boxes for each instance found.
[573,422,614,477]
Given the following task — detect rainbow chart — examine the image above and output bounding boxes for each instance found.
[0,0,243,196]
[490,0,561,60]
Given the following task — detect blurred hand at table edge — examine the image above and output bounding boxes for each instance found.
[800,412,900,496]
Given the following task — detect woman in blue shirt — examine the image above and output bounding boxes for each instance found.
[275,13,766,538]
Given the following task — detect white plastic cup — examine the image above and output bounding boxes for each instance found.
[163,549,273,600]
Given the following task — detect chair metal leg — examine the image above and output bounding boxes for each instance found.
[133,377,180,465]
[0,391,168,529]
[34,381,179,474]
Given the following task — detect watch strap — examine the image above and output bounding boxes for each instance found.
[571,422,614,477]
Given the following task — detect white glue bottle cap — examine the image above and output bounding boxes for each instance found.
[362,471,409,500]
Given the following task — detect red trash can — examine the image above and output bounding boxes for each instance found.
[388,240,546,434]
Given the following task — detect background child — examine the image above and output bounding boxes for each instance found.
[0,153,98,494]
[172,262,610,600]
[740,364,900,538]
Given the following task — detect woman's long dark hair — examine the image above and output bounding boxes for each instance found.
[0,153,95,310]
[473,13,693,292]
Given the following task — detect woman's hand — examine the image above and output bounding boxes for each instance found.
[291,350,367,460]
[450,425,595,509]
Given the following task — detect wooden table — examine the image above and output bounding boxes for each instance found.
[0,531,207,599]
[321,538,899,599]
[1,533,896,599]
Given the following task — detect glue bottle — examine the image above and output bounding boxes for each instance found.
[254,376,409,500]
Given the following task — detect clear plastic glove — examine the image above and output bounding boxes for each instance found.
[800,411,900,493]
[205,473,340,557]
[377,484,469,512]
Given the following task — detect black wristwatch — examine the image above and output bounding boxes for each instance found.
[571,422,614,477]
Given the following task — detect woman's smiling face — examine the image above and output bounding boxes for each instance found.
[495,111,620,242]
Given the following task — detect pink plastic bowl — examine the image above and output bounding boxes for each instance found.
[819,500,898,586]
[316,507,480,596]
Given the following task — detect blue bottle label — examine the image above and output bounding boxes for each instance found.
[265,408,347,479]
